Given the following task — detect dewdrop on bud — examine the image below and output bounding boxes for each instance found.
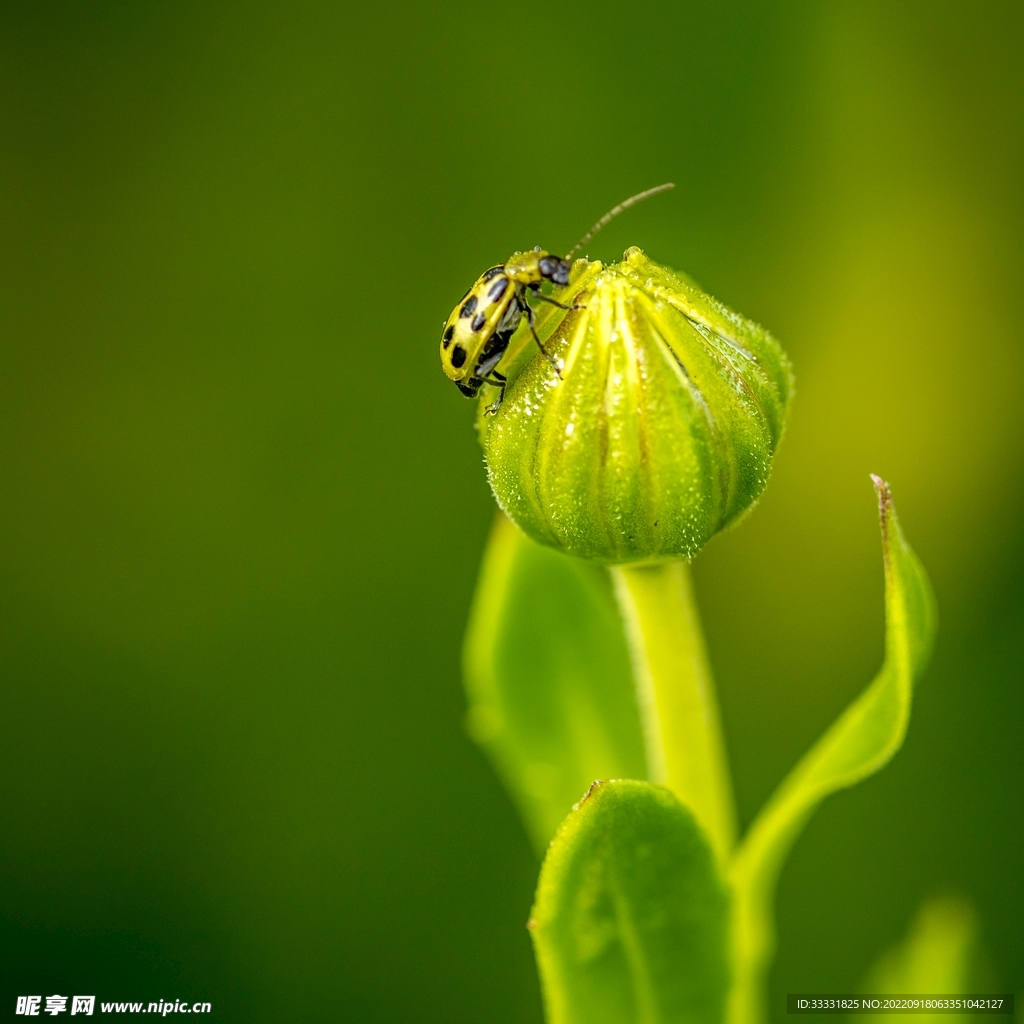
[478,247,794,564]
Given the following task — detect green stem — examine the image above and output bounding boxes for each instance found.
[610,561,736,865]
[727,882,773,1024]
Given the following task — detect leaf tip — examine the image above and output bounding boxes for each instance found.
[870,473,892,509]
[871,474,895,556]
[575,779,608,810]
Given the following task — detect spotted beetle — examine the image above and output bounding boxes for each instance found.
[439,184,674,413]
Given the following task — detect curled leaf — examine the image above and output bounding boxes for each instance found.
[728,477,937,1024]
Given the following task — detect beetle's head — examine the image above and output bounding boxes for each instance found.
[537,254,572,287]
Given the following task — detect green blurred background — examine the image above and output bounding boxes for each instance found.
[2,1,1021,1020]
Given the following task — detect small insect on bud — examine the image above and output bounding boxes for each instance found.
[478,247,793,564]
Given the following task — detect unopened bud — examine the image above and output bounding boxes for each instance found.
[478,247,793,563]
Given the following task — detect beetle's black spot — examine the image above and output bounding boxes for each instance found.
[442,324,454,348]
[488,277,509,302]
[460,295,478,318]
[471,312,486,331]
[483,265,504,281]
[451,344,467,368]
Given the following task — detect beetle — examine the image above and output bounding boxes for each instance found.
[439,184,674,413]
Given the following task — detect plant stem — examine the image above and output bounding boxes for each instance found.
[611,561,735,865]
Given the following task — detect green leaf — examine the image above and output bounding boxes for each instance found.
[531,780,732,1024]
[463,514,648,854]
[857,897,982,1023]
[728,477,937,1024]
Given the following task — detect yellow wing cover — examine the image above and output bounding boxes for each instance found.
[440,265,521,385]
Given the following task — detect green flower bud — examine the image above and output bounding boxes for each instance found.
[478,247,793,564]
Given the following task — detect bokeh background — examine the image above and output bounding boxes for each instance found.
[2,1,1021,1020]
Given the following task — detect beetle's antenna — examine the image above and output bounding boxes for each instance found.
[564,183,675,260]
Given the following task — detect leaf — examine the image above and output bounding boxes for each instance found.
[856,896,983,1023]
[463,514,648,854]
[729,477,938,1024]
[854,897,996,1024]
[531,780,732,1024]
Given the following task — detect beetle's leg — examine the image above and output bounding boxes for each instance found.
[534,292,586,312]
[483,371,507,416]
[522,297,563,378]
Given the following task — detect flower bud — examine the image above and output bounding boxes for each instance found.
[478,247,793,564]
